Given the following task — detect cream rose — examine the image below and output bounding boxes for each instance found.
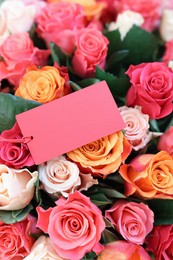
[24,236,64,260]
[0,165,38,210]
[0,0,35,35]
[119,106,152,151]
[160,9,173,41]
[38,156,81,197]
[108,10,144,40]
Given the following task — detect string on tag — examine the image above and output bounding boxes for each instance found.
[0,136,33,144]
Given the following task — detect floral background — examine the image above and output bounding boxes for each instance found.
[0,0,173,259]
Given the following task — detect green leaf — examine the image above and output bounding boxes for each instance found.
[0,94,40,133]
[148,199,173,225]
[121,25,158,65]
[90,192,112,206]
[77,78,100,88]
[100,188,126,199]
[34,177,42,205]
[49,43,67,66]
[106,172,124,184]
[106,50,129,71]
[102,229,118,244]
[157,112,173,132]
[0,204,33,224]
[104,217,115,229]
[82,251,97,260]
[69,81,82,91]
[104,29,122,58]
[95,67,130,98]
[166,117,173,131]
[150,120,160,132]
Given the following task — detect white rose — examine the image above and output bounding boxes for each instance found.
[108,10,144,40]
[0,0,35,34]
[38,156,81,197]
[160,9,173,41]
[119,106,151,151]
[0,12,10,46]
[0,165,38,210]
[24,236,64,260]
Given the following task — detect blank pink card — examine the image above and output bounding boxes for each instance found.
[16,81,125,165]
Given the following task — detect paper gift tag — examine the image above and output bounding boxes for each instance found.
[16,81,125,165]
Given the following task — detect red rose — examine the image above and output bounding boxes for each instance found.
[126,62,173,119]
[72,27,109,78]
[0,32,50,87]
[0,122,34,169]
[145,225,173,260]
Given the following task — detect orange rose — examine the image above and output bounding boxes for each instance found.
[47,0,105,20]
[119,151,173,199]
[67,131,132,178]
[15,65,71,103]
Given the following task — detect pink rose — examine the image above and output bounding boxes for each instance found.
[72,27,109,78]
[0,215,38,259]
[0,32,50,87]
[162,40,173,64]
[0,122,34,169]
[36,191,105,260]
[145,225,173,260]
[158,126,173,155]
[117,0,161,32]
[97,240,151,260]
[105,200,154,245]
[126,62,173,119]
[36,2,86,55]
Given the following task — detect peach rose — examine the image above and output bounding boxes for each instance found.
[67,131,132,178]
[108,10,144,40]
[36,191,105,260]
[39,156,81,197]
[72,27,109,78]
[39,156,98,197]
[24,236,64,260]
[97,241,151,260]
[105,201,154,245]
[119,151,173,199]
[0,215,37,259]
[15,65,71,103]
[158,126,173,155]
[119,106,161,151]
[0,164,38,210]
[36,2,86,55]
[0,32,50,86]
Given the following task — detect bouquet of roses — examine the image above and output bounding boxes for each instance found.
[0,0,173,259]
